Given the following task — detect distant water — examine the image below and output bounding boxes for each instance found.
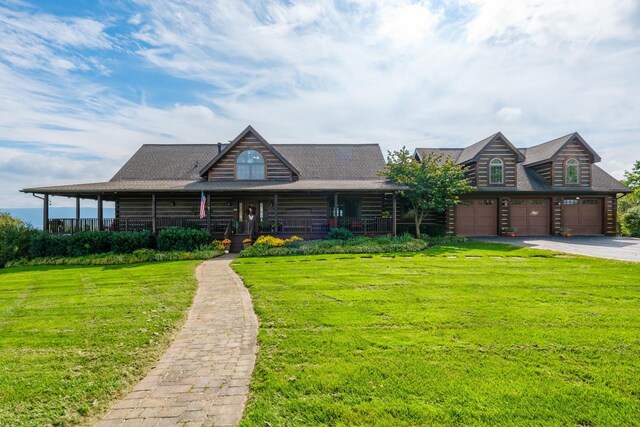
[0,207,115,230]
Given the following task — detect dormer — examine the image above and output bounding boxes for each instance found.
[199,125,299,182]
[456,132,525,188]
[523,132,600,187]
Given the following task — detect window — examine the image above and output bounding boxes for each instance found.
[489,158,504,184]
[236,150,265,180]
[565,158,579,184]
[563,199,578,205]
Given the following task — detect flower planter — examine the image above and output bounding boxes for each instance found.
[503,232,516,237]
[561,232,572,238]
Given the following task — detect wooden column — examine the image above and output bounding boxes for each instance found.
[274,193,279,234]
[75,197,81,234]
[43,194,49,233]
[207,193,211,234]
[97,195,103,231]
[392,192,397,237]
[151,194,157,234]
[334,192,338,218]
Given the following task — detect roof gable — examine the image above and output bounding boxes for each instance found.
[523,132,601,166]
[457,132,525,164]
[198,125,299,178]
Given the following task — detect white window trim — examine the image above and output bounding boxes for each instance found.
[565,158,579,184]
[489,158,504,185]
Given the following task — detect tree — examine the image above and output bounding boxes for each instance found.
[0,213,33,268]
[623,160,640,189]
[619,160,640,235]
[382,147,474,238]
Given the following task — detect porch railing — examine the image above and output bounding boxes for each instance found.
[47,216,394,236]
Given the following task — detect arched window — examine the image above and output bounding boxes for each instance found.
[489,158,504,184]
[236,150,265,180]
[565,158,579,184]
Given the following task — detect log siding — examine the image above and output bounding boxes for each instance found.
[531,162,552,183]
[475,137,518,187]
[551,139,592,187]
[207,133,293,181]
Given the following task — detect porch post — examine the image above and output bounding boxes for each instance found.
[97,195,103,231]
[392,192,397,237]
[43,194,49,233]
[274,193,279,234]
[75,197,81,234]
[334,192,338,219]
[151,193,157,234]
[207,193,211,234]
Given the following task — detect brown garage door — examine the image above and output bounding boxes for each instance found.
[510,199,550,236]
[455,199,498,236]
[562,198,602,235]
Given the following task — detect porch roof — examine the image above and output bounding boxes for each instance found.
[22,179,405,196]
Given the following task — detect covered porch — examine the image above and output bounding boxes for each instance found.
[39,190,399,239]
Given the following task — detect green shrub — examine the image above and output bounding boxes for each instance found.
[5,248,223,268]
[621,206,640,237]
[327,227,353,240]
[0,214,35,268]
[157,228,211,251]
[424,224,446,237]
[396,223,446,237]
[67,231,113,256]
[28,232,68,258]
[240,235,436,257]
[111,231,154,253]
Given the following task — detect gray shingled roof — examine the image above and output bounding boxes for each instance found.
[469,164,629,193]
[521,133,573,166]
[111,143,385,182]
[22,179,404,195]
[415,148,463,163]
[274,144,385,179]
[111,144,221,181]
[417,132,524,165]
[523,132,602,166]
[456,133,497,164]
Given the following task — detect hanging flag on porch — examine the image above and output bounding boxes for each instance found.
[199,191,206,219]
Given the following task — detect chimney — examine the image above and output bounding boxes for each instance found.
[217,142,222,153]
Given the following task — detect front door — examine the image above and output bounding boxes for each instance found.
[237,200,265,233]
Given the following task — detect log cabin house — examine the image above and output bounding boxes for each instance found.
[415,132,630,237]
[22,126,629,250]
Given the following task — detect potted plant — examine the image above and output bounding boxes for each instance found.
[222,238,231,253]
[559,226,572,237]
[503,227,517,237]
[242,238,252,249]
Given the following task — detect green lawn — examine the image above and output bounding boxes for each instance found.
[0,261,200,426]
[233,242,640,426]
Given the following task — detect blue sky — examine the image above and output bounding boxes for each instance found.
[1,0,639,207]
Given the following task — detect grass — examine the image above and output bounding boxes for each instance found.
[0,261,200,426]
[233,241,640,426]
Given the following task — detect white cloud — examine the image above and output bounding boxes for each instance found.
[497,107,523,122]
[0,4,112,73]
[1,0,639,208]
[463,0,638,46]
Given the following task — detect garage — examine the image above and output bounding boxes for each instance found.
[510,199,550,236]
[562,198,603,235]
[455,199,498,236]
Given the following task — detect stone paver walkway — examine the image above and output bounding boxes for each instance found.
[96,254,257,427]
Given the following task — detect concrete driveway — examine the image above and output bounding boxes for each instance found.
[477,236,640,262]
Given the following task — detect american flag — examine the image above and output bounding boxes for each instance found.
[199,191,206,219]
